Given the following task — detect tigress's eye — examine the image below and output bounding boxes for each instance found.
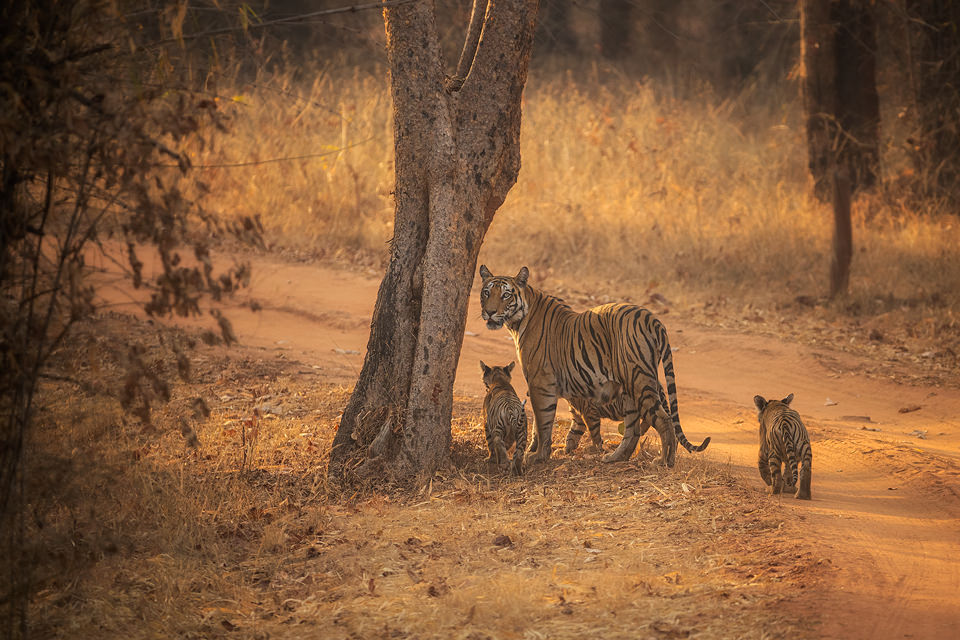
[481,289,489,299]
[501,291,510,300]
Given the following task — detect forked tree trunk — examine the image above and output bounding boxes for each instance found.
[327,0,539,486]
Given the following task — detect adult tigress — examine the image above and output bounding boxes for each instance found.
[478,265,710,466]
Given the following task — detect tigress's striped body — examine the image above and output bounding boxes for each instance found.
[481,361,528,475]
[479,265,710,467]
[754,393,812,500]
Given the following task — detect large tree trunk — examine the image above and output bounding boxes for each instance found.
[801,0,880,201]
[327,0,539,486]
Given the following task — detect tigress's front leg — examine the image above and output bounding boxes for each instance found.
[526,383,559,464]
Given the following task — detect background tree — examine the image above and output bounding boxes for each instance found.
[536,0,576,54]
[905,0,960,202]
[801,0,880,201]
[800,0,880,298]
[327,0,539,486]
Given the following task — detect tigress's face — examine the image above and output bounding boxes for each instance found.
[478,265,529,330]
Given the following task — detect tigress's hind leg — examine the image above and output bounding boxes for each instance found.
[602,401,642,463]
[636,387,677,467]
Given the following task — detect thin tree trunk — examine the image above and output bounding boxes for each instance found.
[600,0,632,60]
[801,0,879,201]
[328,0,539,486]
[830,163,853,299]
[536,0,575,54]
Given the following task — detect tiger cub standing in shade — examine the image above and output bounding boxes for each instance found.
[754,393,812,500]
[481,361,528,475]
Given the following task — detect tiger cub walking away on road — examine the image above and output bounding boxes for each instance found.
[754,393,812,500]
[481,361,528,475]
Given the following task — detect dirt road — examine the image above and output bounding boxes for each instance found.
[99,252,960,638]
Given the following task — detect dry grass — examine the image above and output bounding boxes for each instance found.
[19,316,820,639]
[190,62,960,378]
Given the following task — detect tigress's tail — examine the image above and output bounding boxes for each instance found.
[657,319,711,453]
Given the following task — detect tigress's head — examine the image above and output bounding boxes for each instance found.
[478,265,529,331]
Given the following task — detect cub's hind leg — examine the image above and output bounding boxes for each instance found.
[767,456,785,495]
[565,402,604,454]
[602,399,643,463]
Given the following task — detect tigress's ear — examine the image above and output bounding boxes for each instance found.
[480,360,490,375]
[505,361,515,374]
[515,266,529,288]
[754,395,768,412]
[479,265,492,280]
[781,393,794,406]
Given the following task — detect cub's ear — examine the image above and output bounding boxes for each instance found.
[516,266,529,288]
[505,361,515,374]
[480,360,490,375]
[781,393,794,406]
[479,265,492,280]
[754,395,768,412]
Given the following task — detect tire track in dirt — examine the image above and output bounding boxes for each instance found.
[97,253,960,638]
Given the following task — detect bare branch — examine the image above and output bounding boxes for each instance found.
[449,0,487,92]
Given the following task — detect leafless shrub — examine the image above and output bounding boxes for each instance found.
[0,2,262,634]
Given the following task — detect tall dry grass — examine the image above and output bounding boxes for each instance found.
[172,57,960,386]
[194,62,960,316]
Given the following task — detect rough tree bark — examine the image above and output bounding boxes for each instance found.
[327,0,539,486]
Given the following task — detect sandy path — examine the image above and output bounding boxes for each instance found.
[98,252,960,638]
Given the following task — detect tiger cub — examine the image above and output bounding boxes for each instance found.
[565,388,687,455]
[754,393,812,500]
[481,361,528,475]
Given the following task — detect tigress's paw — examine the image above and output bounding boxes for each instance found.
[795,489,811,500]
[563,443,577,455]
[601,451,627,463]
